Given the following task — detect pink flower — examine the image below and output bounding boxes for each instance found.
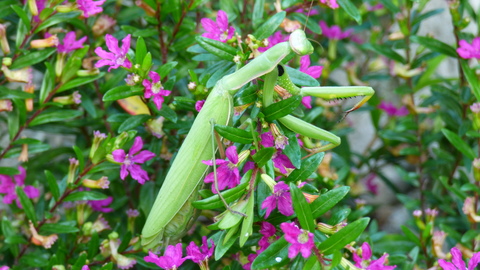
[378,101,409,117]
[202,145,240,194]
[58,31,87,53]
[112,136,156,184]
[88,196,113,213]
[438,247,480,270]
[201,10,235,42]
[300,55,323,79]
[319,0,339,9]
[299,55,322,109]
[144,243,190,270]
[320,21,353,40]
[82,265,89,270]
[272,152,295,174]
[363,173,378,195]
[95,34,132,72]
[280,222,315,258]
[142,71,171,110]
[353,242,397,270]
[186,236,215,264]
[258,222,278,252]
[195,100,205,112]
[0,166,39,208]
[77,0,106,18]
[261,181,294,218]
[0,266,10,270]
[457,37,480,60]
[258,31,287,53]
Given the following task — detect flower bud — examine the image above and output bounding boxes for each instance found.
[261,174,276,192]
[30,35,59,48]
[82,176,110,189]
[90,130,107,160]
[67,158,79,184]
[29,220,58,249]
[145,116,165,139]
[53,91,82,105]
[0,99,12,112]
[0,24,10,55]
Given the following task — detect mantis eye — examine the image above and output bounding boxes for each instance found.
[289,29,314,56]
[277,65,285,76]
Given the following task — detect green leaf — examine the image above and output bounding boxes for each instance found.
[40,223,79,234]
[193,182,249,210]
[290,183,315,232]
[263,95,302,122]
[141,52,152,71]
[157,62,178,78]
[253,11,286,40]
[29,109,83,126]
[7,99,20,140]
[251,237,290,269]
[290,13,322,35]
[88,232,99,260]
[318,217,369,255]
[11,5,30,32]
[378,0,400,13]
[10,48,56,69]
[252,147,276,168]
[73,145,84,171]
[461,60,480,101]
[310,186,350,218]
[196,36,237,61]
[102,85,144,101]
[337,0,361,24]
[0,87,34,99]
[58,73,105,93]
[136,36,147,64]
[118,114,151,133]
[64,191,108,202]
[36,11,82,33]
[45,170,60,201]
[441,128,476,159]
[0,167,20,175]
[285,66,320,87]
[214,124,255,144]
[16,186,37,224]
[410,36,457,58]
[285,152,324,183]
[252,0,265,28]
[212,231,236,260]
[239,191,255,247]
[39,62,55,104]
[61,46,90,83]
[364,44,406,64]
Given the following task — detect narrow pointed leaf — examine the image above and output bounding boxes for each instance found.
[310,186,350,218]
[251,237,289,269]
[16,186,37,224]
[318,218,369,255]
[252,147,276,168]
[103,85,144,101]
[263,95,302,122]
[441,128,476,159]
[290,183,315,232]
[285,152,324,183]
[196,36,237,61]
[215,124,255,144]
[193,182,249,210]
[253,11,286,40]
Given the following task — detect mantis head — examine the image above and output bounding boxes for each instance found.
[289,29,314,56]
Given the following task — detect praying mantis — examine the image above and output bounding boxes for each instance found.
[141,29,374,249]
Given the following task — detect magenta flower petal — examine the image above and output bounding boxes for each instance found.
[77,0,106,18]
[144,243,189,269]
[260,132,275,148]
[95,34,131,72]
[301,96,312,109]
[113,137,155,184]
[201,10,235,42]
[24,185,40,199]
[129,136,144,155]
[112,149,126,163]
[280,222,314,259]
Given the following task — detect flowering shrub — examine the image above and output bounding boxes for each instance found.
[1,0,480,269]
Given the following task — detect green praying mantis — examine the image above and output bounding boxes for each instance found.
[141,29,374,249]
